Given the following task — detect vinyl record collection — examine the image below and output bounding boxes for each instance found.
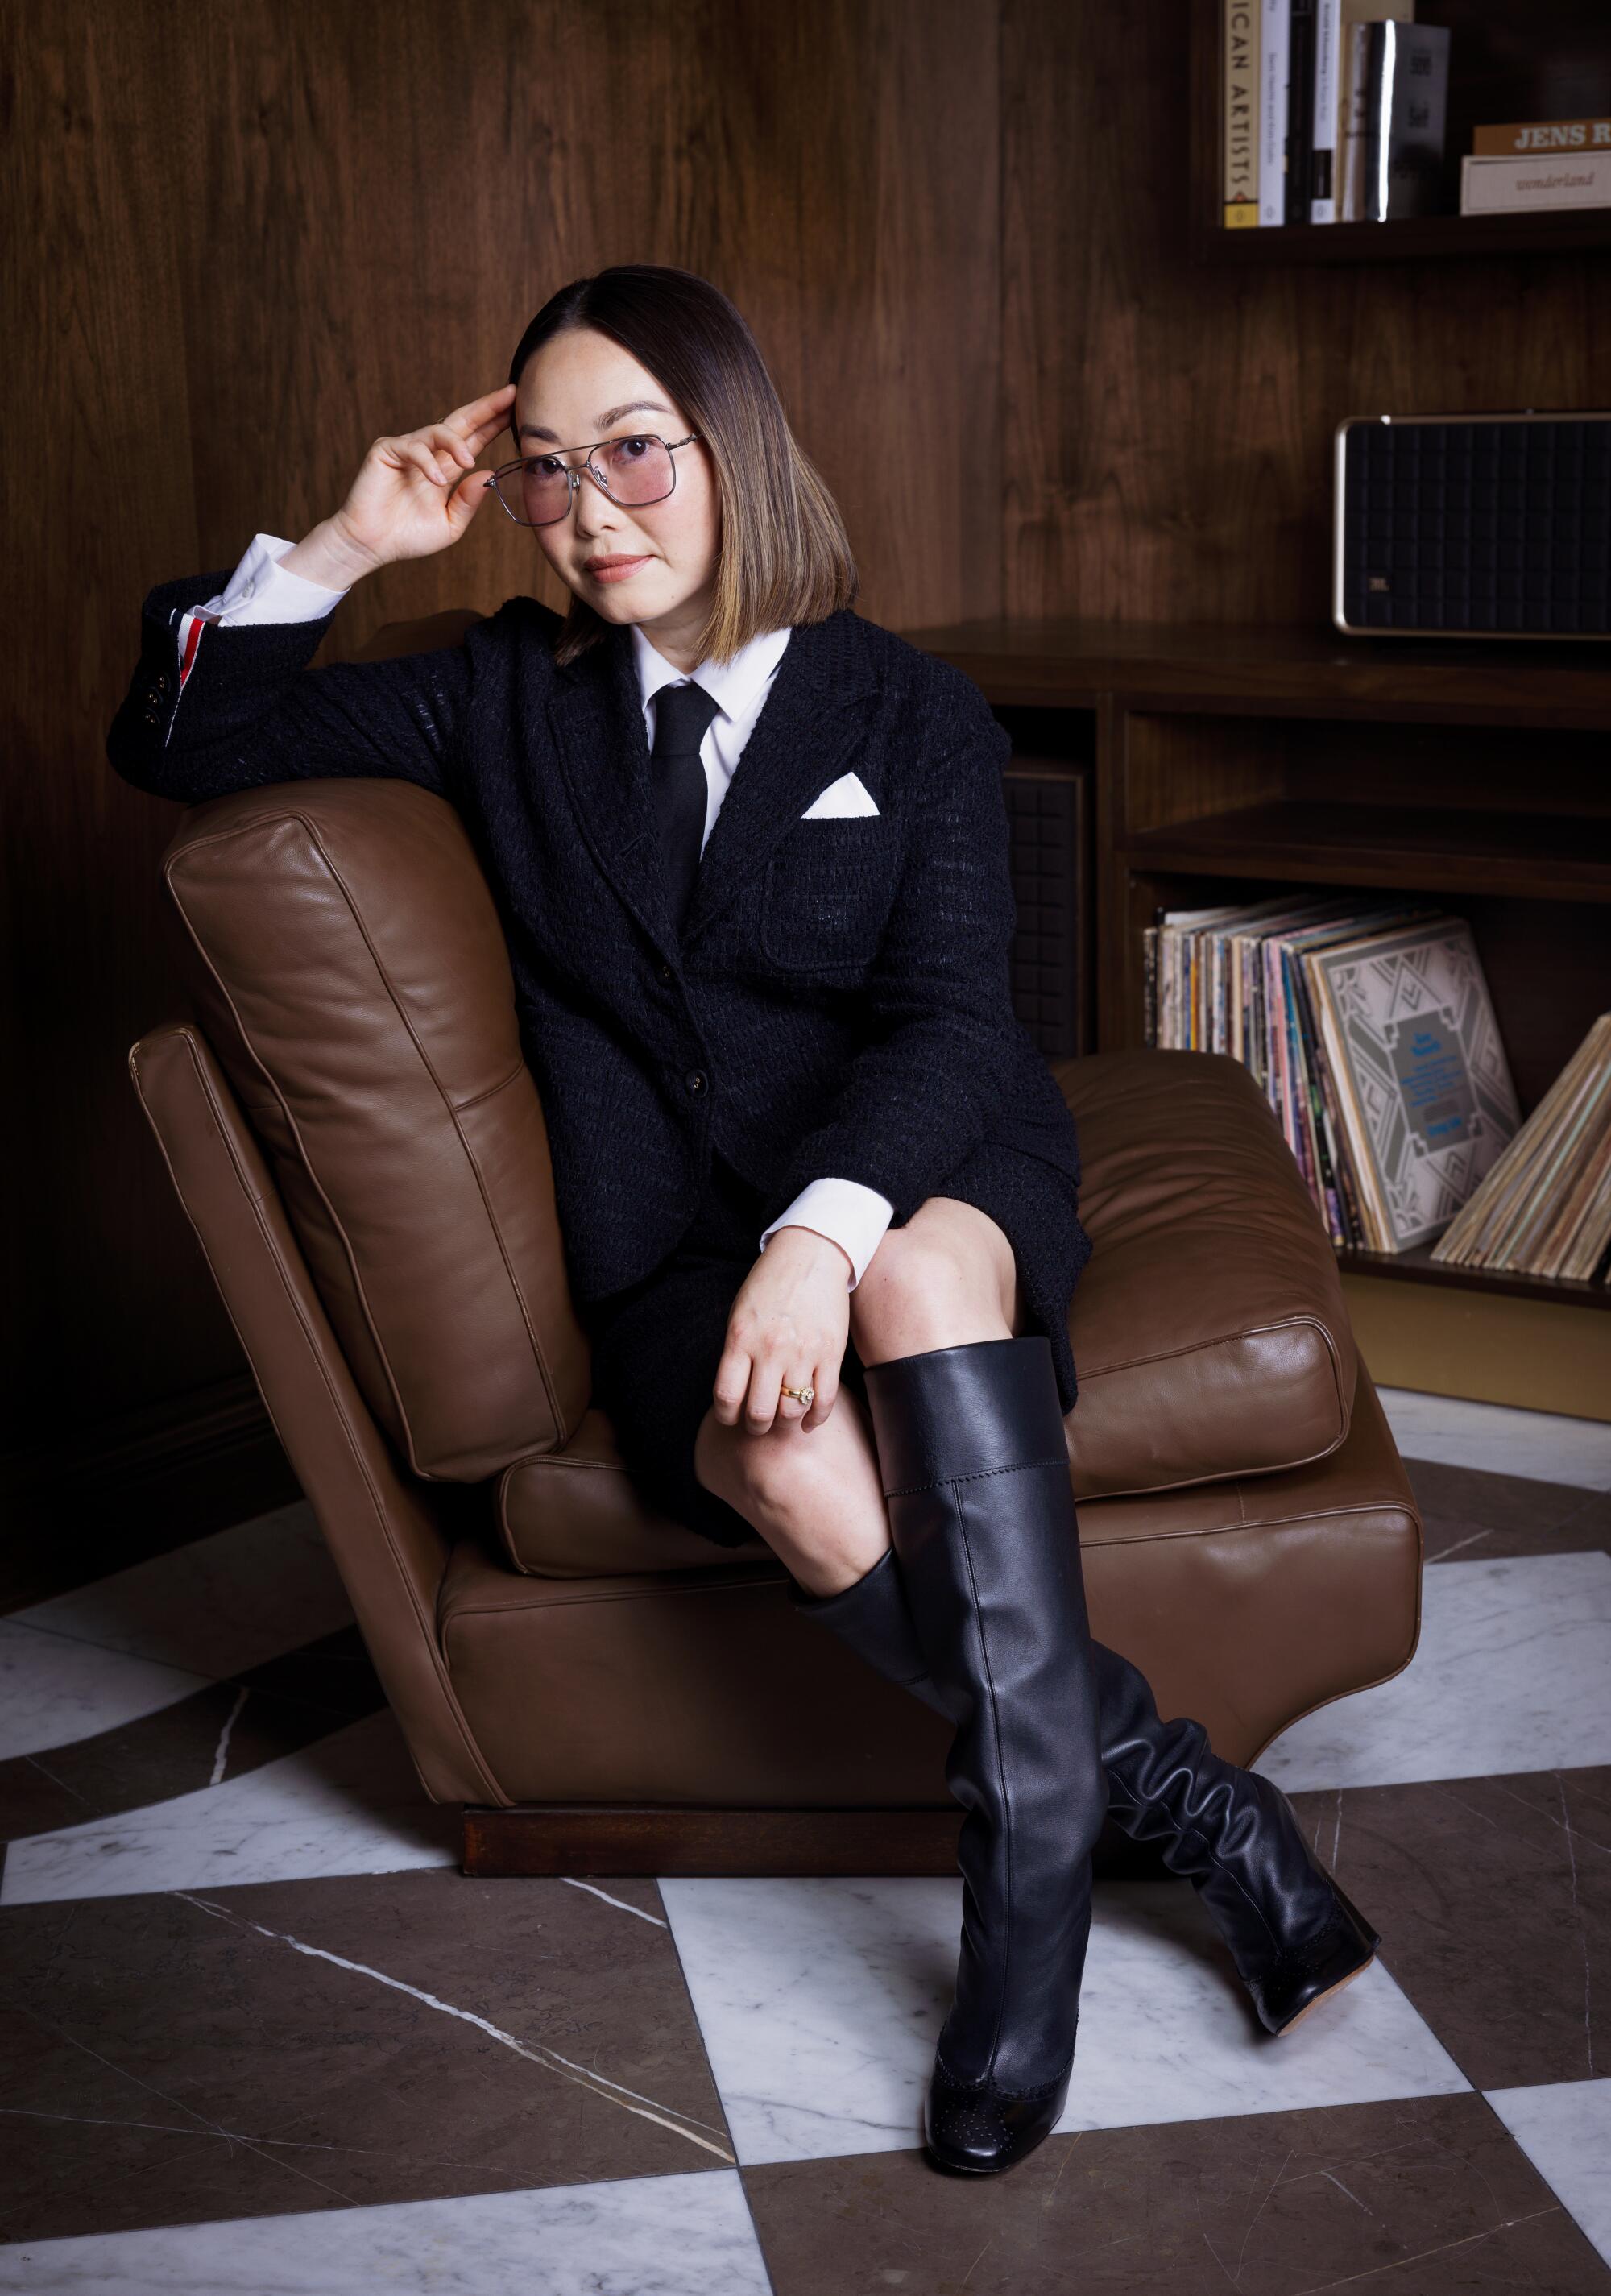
[1143,894,1533,1259]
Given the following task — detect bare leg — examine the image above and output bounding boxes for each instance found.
[694,1196,1025,1597]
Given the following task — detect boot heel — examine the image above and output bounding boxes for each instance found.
[1258,1879,1381,2037]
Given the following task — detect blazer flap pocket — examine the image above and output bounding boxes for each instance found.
[762,814,899,969]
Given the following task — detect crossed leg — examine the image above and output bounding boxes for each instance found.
[693,1197,1027,1598]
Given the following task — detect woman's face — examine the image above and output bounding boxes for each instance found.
[512,326,720,661]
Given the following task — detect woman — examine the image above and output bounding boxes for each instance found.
[109,264,1378,2178]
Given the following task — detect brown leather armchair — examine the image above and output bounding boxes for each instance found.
[126,615,1423,1879]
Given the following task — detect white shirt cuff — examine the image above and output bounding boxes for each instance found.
[758,1178,895,1291]
[193,533,350,627]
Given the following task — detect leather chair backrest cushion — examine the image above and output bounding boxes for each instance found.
[161,777,590,1480]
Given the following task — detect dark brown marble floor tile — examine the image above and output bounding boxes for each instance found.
[1287,1767,1611,2091]
[743,2090,1611,2294]
[0,1627,383,1845]
[228,1623,384,1719]
[0,1448,302,1617]
[0,1864,728,2244]
[1410,1460,1611,1563]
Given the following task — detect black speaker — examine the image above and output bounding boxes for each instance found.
[1333,410,1611,640]
[1004,767,1091,1059]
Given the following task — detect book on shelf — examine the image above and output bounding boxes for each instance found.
[1224,1,1259,224]
[1431,1014,1611,1284]
[1334,0,1414,220]
[1259,0,1293,226]
[1308,0,1342,222]
[1286,0,1315,225]
[1142,897,1521,1254]
[1460,151,1611,216]
[1350,20,1451,221]
[1473,118,1611,157]
[1224,0,1419,227]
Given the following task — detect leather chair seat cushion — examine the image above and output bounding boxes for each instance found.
[499,1046,1356,1577]
[456,1378,1419,1796]
[500,1408,776,1577]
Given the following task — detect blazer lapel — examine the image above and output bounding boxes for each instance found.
[682,609,878,950]
[545,624,677,957]
[545,608,879,964]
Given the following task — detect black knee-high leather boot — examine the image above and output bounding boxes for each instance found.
[789,1443,1379,2043]
[1090,1650,1380,2033]
[849,1334,1108,2174]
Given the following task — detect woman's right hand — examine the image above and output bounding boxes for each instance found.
[283,383,518,587]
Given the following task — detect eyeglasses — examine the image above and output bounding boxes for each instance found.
[487,432,702,527]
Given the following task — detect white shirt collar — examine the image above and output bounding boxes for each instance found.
[630,619,792,725]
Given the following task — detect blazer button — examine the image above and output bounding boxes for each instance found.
[685,1069,707,1094]
[155,673,169,694]
[145,690,162,708]
[143,710,159,726]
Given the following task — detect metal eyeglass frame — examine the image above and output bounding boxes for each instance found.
[487,432,702,527]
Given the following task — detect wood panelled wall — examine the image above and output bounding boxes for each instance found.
[1001,3,1609,623]
[6,0,1606,1486]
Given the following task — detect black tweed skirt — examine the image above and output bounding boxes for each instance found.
[580,1142,1091,1549]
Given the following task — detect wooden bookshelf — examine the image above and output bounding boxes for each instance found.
[1124,800,1611,905]
[899,616,1611,1321]
[1190,207,1611,268]
[1334,1241,1611,1311]
[1188,0,1611,267]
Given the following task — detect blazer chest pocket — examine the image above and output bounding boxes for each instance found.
[760,816,898,972]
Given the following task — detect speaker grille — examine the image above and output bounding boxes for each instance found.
[1336,413,1611,637]
[1004,769,1091,1058]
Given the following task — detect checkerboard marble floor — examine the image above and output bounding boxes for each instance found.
[2,1387,1609,2293]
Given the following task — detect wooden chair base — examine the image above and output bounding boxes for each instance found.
[461,1803,1169,1879]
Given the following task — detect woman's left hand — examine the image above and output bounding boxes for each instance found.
[713,1229,851,1435]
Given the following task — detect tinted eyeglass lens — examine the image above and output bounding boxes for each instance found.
[597,435,675,502]
[496,437,676,524]
[498,458,569,525]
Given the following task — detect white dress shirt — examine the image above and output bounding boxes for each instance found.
[188,535,896,1289]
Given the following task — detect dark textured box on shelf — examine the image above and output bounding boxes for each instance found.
[1004,766,1092,1059]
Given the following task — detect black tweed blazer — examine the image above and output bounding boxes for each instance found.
[108,575,1083,1305]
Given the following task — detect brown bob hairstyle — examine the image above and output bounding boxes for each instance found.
[506,265,858,669]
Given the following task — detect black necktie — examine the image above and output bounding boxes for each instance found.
[650,678,720,934]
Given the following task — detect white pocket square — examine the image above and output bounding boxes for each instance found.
[801,769,880,819]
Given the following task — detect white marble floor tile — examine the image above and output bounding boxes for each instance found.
[0,1621,212,1763]
[658,1873,1468,2167]
[1379,1387,1611,1492]
[12,1501,352,1677]
[1252,1549,1611,1793]
[0,2170,769,2294]
[0,1710,458,1908]
[1484,2077,1611,2268]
